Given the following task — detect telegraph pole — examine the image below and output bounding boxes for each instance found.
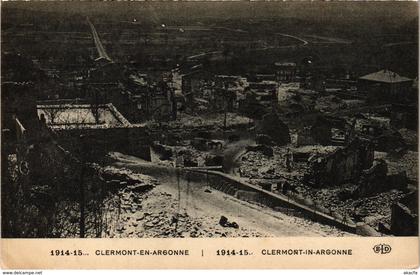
[79,134,86,238]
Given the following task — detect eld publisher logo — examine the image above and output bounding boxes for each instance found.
[373,244,392,254]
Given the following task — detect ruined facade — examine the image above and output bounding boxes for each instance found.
[304,138,374,187]
[310,115,352,146]
[390,192,418,236]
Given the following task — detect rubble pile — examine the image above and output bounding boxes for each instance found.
[175,146,217,167]
[237,144,411,232]
[100,166,158,190]
[52,201,82,237]
[154,145,221,168]
[171,113,252,128]
[296,185,405,225]
[315,95,346,113]
[398,128,417,149]
[376,151,418,182]
[239,146,308,180]
[49,166,159,238]
[103,188,268,238]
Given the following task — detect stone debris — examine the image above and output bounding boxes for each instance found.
[219,216,239,229]
[101,166,158,190]
[102,185,267,238]
[239,144,412,231]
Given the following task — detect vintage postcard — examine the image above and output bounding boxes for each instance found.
[0,0,418,270]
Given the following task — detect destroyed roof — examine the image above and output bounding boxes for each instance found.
[359,70,412,83]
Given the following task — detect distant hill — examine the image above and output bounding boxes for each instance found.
[2,1,417,26]
[2,2,417,40]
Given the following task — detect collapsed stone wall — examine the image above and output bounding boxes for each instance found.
[355,160,408,197]
[390,192,418,236]
[305,138,374,187]
[183,169,357,233]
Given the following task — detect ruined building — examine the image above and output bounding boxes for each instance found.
[310,115,354,146]
[304,138,374,187]
[274,62,297,83]
[37,102,151,161]
[390,192,418,236]
[359,69,413,103]
[257,111,291,146]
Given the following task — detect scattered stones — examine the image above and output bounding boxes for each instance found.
[136,213,145,221]
[144,222,154,227]
[239,144,411,232]
[219,216,239,229]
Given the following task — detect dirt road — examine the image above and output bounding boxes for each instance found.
[108,153,351,237]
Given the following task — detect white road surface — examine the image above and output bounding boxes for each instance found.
[111,153,352,237]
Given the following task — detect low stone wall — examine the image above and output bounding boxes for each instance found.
[184,169,357,234]
[113,160,357,234]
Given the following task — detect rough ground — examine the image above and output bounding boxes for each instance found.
[376,150,418,182]
[239,148,416,230]
[101,153,352,237]
[168,113,252,128]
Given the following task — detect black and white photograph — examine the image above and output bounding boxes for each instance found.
[1,1,418,240]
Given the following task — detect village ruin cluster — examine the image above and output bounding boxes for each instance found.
[1,2,418,238]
